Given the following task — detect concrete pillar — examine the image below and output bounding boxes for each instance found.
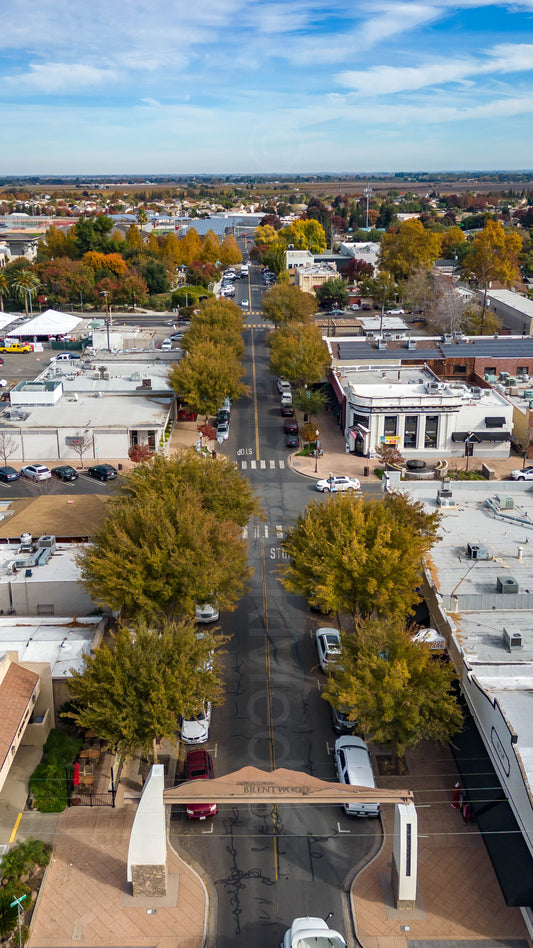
[391,801,418,909]
[127,764,167,898]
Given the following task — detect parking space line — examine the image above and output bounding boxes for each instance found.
[337,822,350,835]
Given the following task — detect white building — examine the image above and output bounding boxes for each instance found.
[285,250,314,270]
[339,241,380,269]
[406,481,533,924]
[331,364,513,458]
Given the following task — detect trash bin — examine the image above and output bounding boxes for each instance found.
[118,463,123,471]
[363,465,370,477]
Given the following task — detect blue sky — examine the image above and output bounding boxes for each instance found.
[2,0,533,174]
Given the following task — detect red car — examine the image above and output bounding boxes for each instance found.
[284,419,298,434]
[184,750,217,820]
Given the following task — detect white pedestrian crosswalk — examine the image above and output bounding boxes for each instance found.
[241,523,285,539]
[240,459,285,471]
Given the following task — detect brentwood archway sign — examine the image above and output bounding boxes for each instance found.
[163,765,413,806]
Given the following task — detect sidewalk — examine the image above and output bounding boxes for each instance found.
[351,742,529,947]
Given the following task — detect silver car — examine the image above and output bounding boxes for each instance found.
[315,475,360,493]
[20,464,52,481]
[315,627,342,672]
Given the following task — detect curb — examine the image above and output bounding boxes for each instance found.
[345,816,387,948]
[167,830,218,948]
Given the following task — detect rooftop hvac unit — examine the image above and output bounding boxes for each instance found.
[508,378,517,386]
[377,339,387,349]
[518,374,530,383]
[499,372,510,381]
[523,389,533,399]
[37,535,56,553]
[442,334,453,343]
[406,338,417,349]
[466,542,489,560]
[470,387,482,398]
[130,372,141,381]
[426,381,440,393]
[141,378,152,388]
[20,533,32,547]
[503,626,522,650]
[496,495,514,510]
[497,575,519,594]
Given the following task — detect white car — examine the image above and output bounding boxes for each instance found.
[315,475,360,493]
[277,379,292,394]
[241,298,249,307]
[510,467,533,481]
[216,421,230,441]
[180,703,212,744]
[195,603,219,624]
[161,338,172,351]
[20,464,52,481]
[315,627,342,672]
[281,916,346,948]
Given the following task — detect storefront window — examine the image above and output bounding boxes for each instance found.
[424,416,439,448]
[384,416,397,436]
[404,416,418,449]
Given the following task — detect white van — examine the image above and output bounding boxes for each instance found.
[334,735,380,817]
[161,338,172,351]
[280,392,293,407]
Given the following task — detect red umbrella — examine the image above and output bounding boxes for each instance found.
[73,762,80,787]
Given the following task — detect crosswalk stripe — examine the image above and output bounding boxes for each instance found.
[241,524,285,540]
[264,525,269,538]
[269,460,275,469]
[260,460,266,469]
[276,524,284,538]
[279,459,285,469]
[239,459,287,471]
[250,460,256,470]
[242,461,247,470]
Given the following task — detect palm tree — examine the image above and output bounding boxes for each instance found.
[11,270,40,315]
[0,271,8,312]
[137,208,148,242]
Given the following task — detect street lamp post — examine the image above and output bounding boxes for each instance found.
[314,428,320,473]
[100,291,110,352]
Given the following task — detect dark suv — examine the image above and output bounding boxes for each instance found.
[87,464,118,482]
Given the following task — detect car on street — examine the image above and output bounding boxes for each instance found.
[286,432,299,448]
[0,466,19,483]
[281,917,346,948]
[315,627,342,672]
[277,378,291,394]
[161,338,172,350]
[216,421,230,441]
[280,404,295,417]
[241,298,249,307]
[51,465,79,482]
[195,602,219,624]
[510,467,533,480]
[315,475,360,493]
[216,409,230,425]
[180,703,212,744]
[170,332,184,342]
[0,342,32,353]
[20,464,52,481]
[334,735,380,817]
[330,705,355,734]
[184,749,217,820]
[87,464,118,482]
[284,419,298,434]
[51,352,81,362]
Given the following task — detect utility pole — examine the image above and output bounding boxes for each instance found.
[101,291,110,352]
[364,185,372,229]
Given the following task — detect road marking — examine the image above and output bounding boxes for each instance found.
[9,812,22,844]
[242,461,247,470]
[202,823,214,834]
[260,460,266,469]
[212,743,218,758]
[279,459,285,469]
[250,460,256,470]
[264,525,269,538]
[250,329,261,461]
[337,822,351,834]
[269,460,275,469]
[326,741,334,754]
[275,524,283,538]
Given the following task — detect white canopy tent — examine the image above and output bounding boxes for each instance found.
[7,309,84,338]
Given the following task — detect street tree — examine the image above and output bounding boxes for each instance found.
[263,242,287,276]
[267,323,329,387]
[426,273,470,334]
[282,492,440,620]
[360,272,397,315]
[315,277,349,309]
[11,270,40,313]
[440,225,465,259]
[182,321,245,359]
[70,430,93,469]
[261,284,316,327]
[461,220,521,333]
[399,268,434,314]
[0,272,8,312]
[291,387,327,420]
[219,234,242,266]
[254,224,279,246]
[278,219,327,254]
[323,617,462,763]
[176,228,203,266]
[379,219,442,280]
[192,297,244,333]
[120,452,261,529]
[79,479,252,620]
[200,230,220,265]
[0,430,17,466]
[65,619,225,763]
[168,341,249,417]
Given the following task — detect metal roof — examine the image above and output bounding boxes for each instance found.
[441,338,533,358]
[337,340,442,361]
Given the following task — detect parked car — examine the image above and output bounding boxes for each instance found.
[170,332,184,342]
[281,917,346,948]
[0,342,32,353]
[216,409,230,425]
[195,603,219,624]
[334,735,380,817]
[216,421,230,441]
[0,466,19,483]
[180,703,212,744]
[315,475,360,493]
[286,432,299,448]
[51,465,79,482]
[277,378,292,394]
[241,299,249,307]
[510,467,533,480]
[280,404,295,417]
[20,464,51,481]
[160,338,172,351]
[184,749,217,820]
[52,352,81,362]
[284,419,298,435]
[87,464,118,482]
[315,627,342,672]
[330,705,355,735]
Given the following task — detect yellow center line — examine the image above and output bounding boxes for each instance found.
[250,328,261,461]
[261,542,279,882]
[9,812,22,844]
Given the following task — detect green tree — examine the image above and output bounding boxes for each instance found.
[278,219,327,254]
[79,474,251,620]
[291,387,327,420]
[0,890,18,938]
[379,219,442,280]
[11,269,40,313]
[66,619,225,762]
[73,215,115,256]
[140,258,170,293]
[267,323,329,387]
[323,617,462,762]
[263,241,287,276]
[37,224,77,261]
[182,321,245,359]
[282,492,439,620]
[0,271,8,312]
[461,220,521,333]
[261,284,316,327]
[169,341,249,417]
[315,277,349,309]
[360,272,397,316]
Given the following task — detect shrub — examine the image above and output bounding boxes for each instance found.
[0,890,18,938]
[28,729,82,812]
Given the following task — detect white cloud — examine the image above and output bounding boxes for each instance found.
[5,62,118,92]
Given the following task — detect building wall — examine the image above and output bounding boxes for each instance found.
[0,578,102,618]
[0,425,164,461]
[485,297,533,335]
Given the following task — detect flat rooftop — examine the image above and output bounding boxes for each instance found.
[0,392,172,428]
[0,541,88,585]
[39,358,174,395]
[0,617,101,677]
